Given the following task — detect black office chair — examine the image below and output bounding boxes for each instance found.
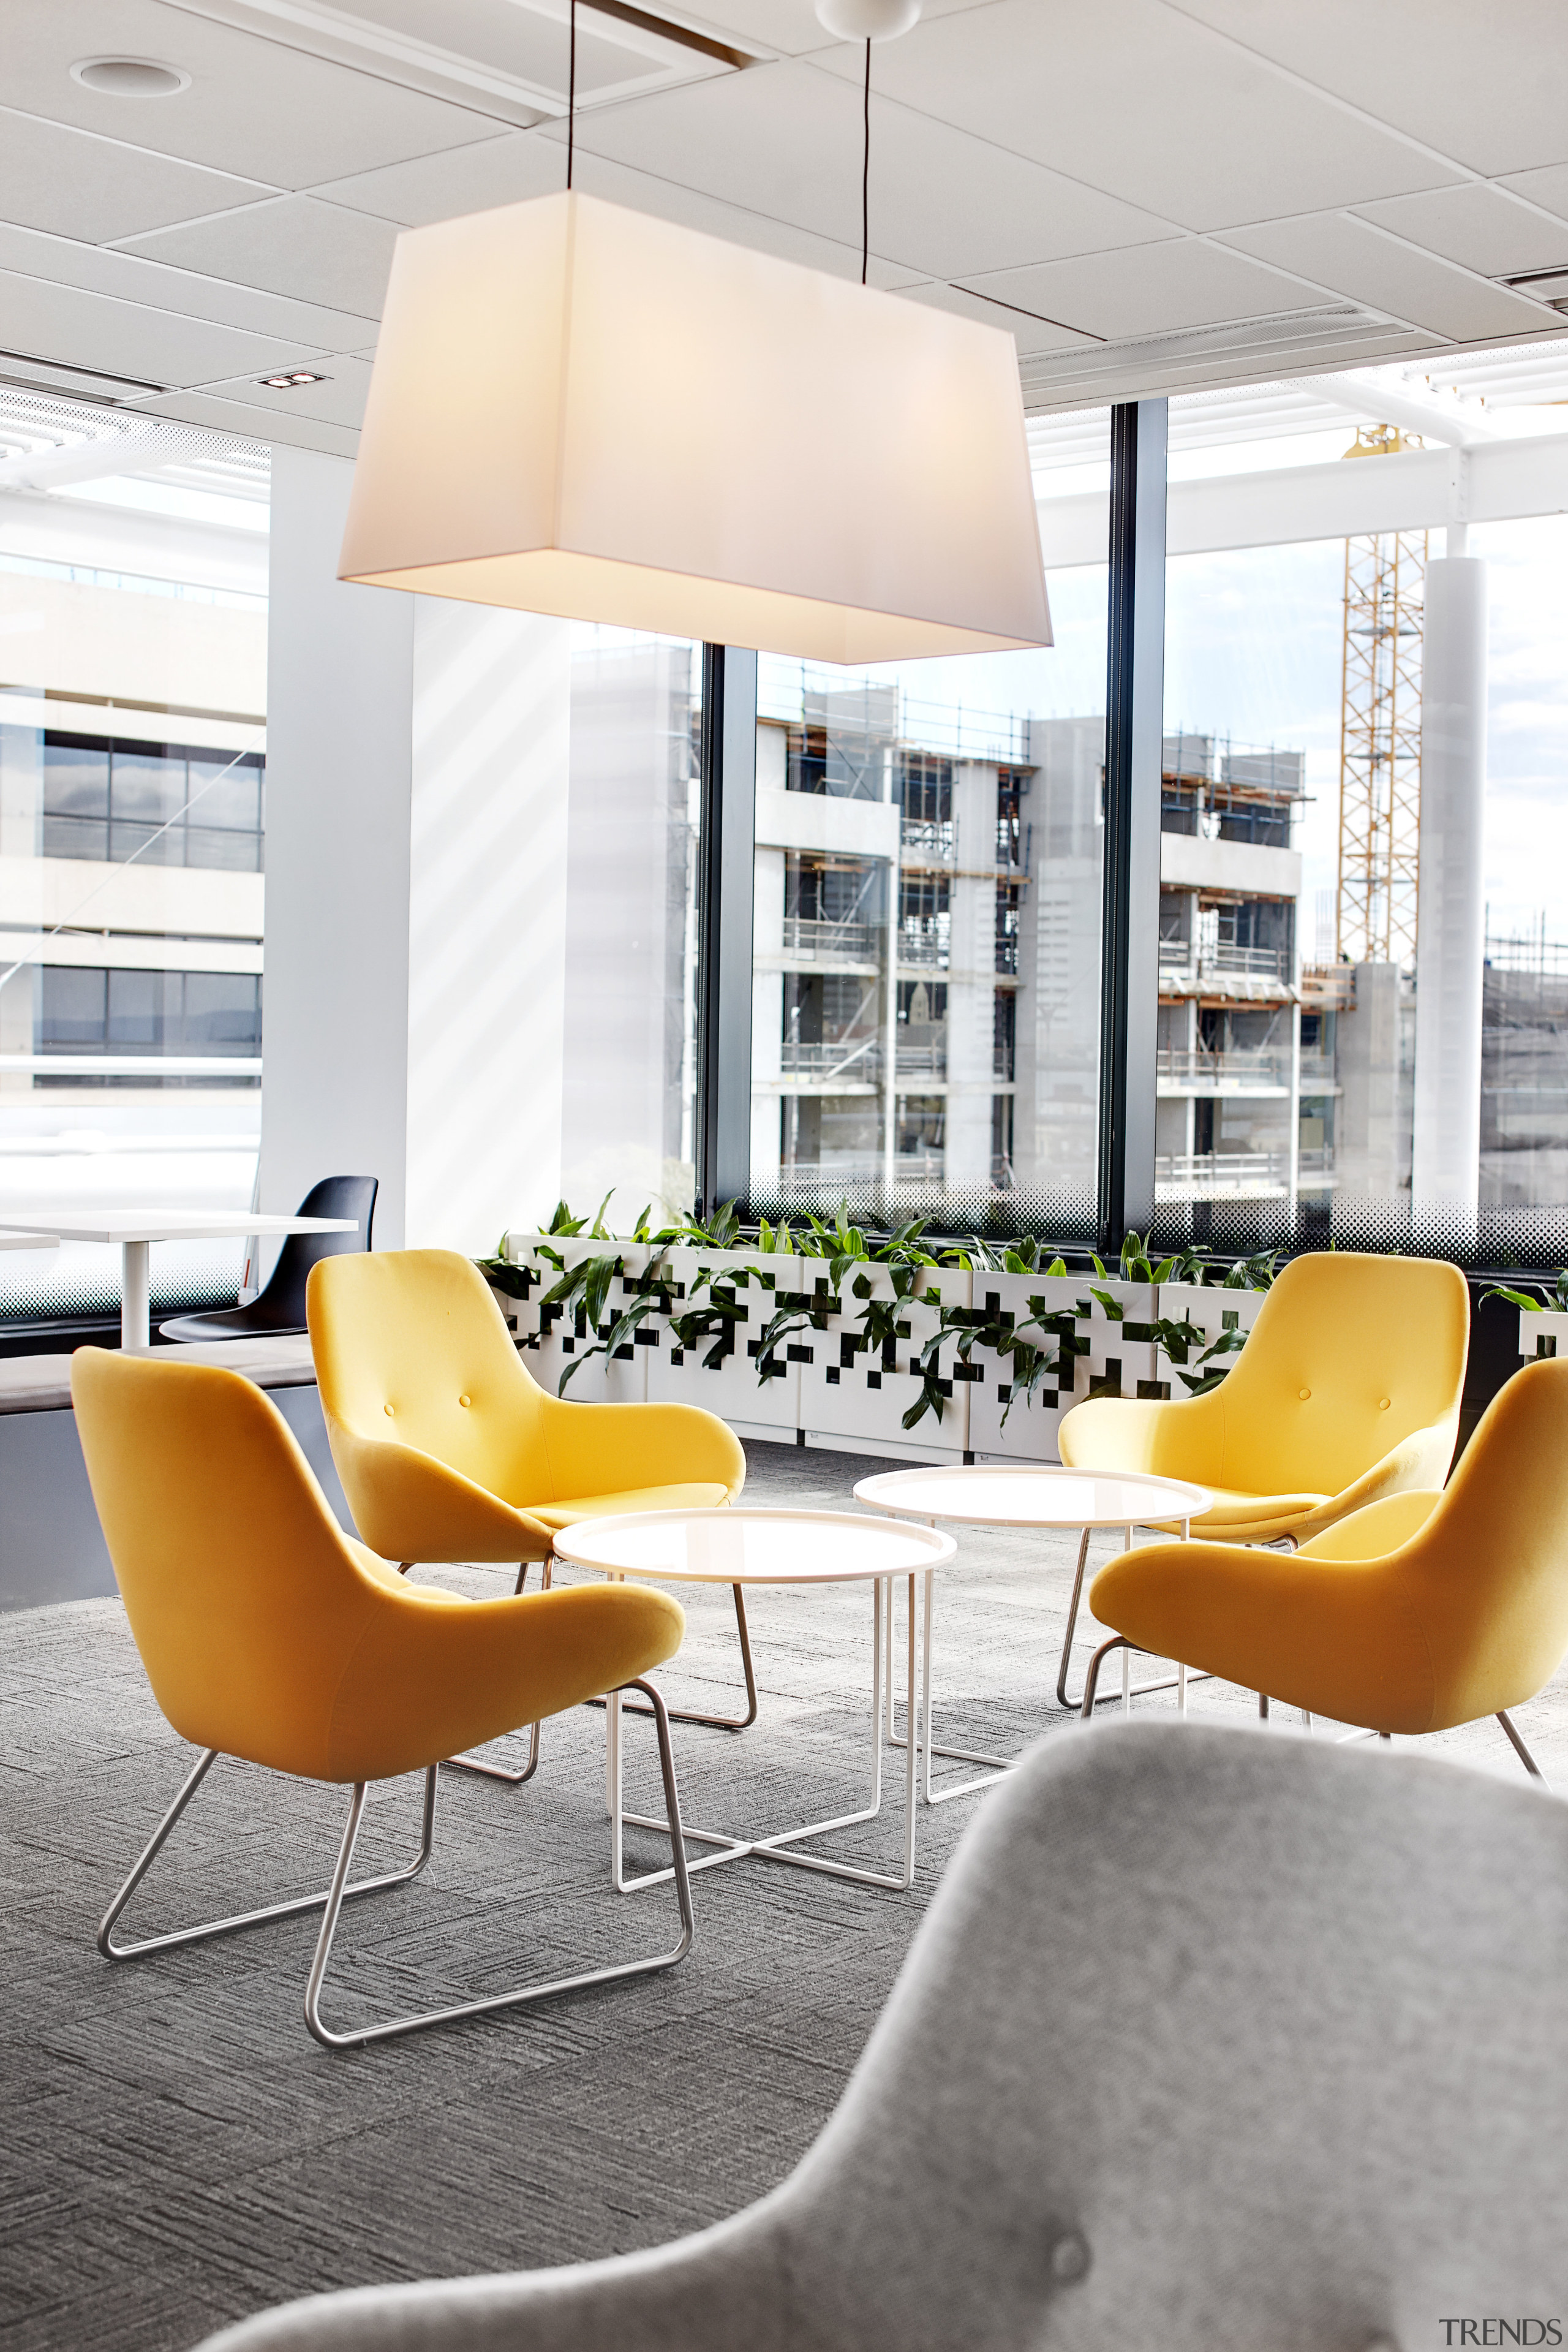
[159,1176,378,1345]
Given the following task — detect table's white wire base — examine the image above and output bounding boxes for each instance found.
[609,1571,927,1895]
[883,1516,1199,1807]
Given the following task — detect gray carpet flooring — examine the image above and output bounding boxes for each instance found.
[5,1439,1566,2352]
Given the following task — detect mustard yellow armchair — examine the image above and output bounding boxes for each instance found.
[71,1348,693,2049]
[1078,1356,1568,1780]
[1059,1249,1469,1544]
[307,1249,752,1778]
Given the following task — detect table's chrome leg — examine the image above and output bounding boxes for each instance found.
[1060,1519,1216,1711]
[1054,1526,1095,1709]
[900,1571,919,1889]
[122,1239,151,1355]
[619,1570,917,1896]
[608,1679,623,1885]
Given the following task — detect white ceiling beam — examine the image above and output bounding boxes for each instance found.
[0,431,173,493]
[1036,429,1568,567]
[1298,368,1500,447]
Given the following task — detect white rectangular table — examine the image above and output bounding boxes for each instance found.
[0,1211,356,1352]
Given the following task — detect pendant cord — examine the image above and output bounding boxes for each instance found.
[861,38,870,285]
[567,0,577,190]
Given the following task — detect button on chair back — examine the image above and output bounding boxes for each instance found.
[1060,1249,1469,1543]
[159,1174,378,1345]
[1199,1249,1468,1500]
[307,1247,753,1765]
[193,1720,1568,2350]
[305,1251,557,1562]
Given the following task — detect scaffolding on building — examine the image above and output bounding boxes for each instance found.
[1335,429,1427,969]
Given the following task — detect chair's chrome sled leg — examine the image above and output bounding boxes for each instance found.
[99,1751,437,1962]
[1497,1709,1551,1787]
[305,1677,695,2049]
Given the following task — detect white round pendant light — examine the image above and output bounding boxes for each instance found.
[814,0,922,36]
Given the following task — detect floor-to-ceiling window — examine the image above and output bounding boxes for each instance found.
[1152,347,1568,1255]
[0,390,268,1324]
[747,410,1111,1236]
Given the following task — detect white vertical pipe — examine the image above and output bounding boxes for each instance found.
[1412,556,1488,1211]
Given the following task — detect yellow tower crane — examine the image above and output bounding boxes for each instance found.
[1336,423,1428,969]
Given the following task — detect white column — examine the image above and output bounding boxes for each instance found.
[944,760,997,1189]
[263,446,571,1254]
[1412,554,1488,1211]
[407,598,570,1249]
[262,447,414,1246]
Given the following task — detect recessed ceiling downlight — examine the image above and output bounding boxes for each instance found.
[70,58,190,97]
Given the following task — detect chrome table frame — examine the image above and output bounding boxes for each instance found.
[97,1677,694,2050]
[854,1470,1209,1809]
[609,1569,930,1896]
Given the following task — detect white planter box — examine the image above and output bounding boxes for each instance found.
[492,1233,650,1405]
[1153,1280,1266,1396]
[798,1263,971,1462]
[643,1246,804,1440]
[1517,1308,1568,1364]
[965,1274,1158,1466]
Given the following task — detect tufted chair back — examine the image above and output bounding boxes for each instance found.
[196,1719,1568,2350]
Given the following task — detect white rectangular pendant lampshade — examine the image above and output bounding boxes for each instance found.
[339,191,1052,664]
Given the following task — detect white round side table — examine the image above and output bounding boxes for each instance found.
[852,1464,1214,1804]
[554,1507,957,1895]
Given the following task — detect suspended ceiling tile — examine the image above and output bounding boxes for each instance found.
[0,222,379,347]
[959,240,1318,344]
[320,127,927,287]
[1220,213,1562,341]
[899,279,1102,356]
[1170,0,1568,180]
[1,0,505,186]
[1352,184,1568,281]
[119,197,402,318]
[806,0,1461,232]
[194,355,374,427]
[547,59,1180,280]
[1499,164,1568,228]
[0,267,323,391]
[127,383,361,456]
[0,105,271,244]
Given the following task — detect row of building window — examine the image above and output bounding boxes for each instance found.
[38,967,262,1056]
[42,733,266,874]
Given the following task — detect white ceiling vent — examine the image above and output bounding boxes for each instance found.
[0,347,170,406]
[1018,306,1409,413]
[179,0,756,127]
[1499,268,1568,314]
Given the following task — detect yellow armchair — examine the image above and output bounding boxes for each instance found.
[1059,1249,1469,1544]
[307,1248,754,1769]
[1079,1356,1568,1777]
[72,1347,693,2049]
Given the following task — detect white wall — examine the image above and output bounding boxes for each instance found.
[263,445,571,1255]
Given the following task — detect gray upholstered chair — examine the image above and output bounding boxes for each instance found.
[195,1720,1568,2350]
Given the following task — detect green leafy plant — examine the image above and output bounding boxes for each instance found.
[1147,1312,1250,1396]
[1483,1271,1568,1314]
